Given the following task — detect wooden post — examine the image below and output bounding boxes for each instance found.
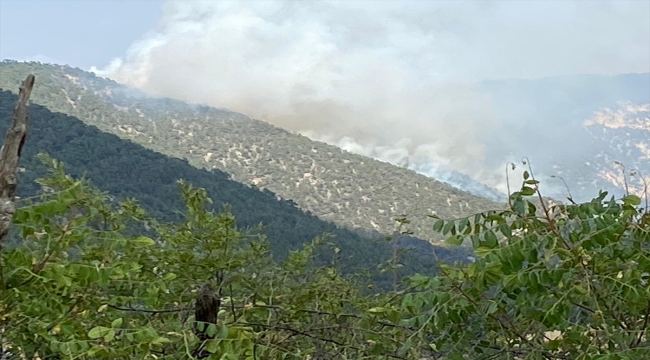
[0,74,36,242]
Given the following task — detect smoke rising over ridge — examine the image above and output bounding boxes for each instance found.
[92,0,650,199]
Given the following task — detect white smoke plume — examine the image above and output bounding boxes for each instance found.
[91,0,650,199]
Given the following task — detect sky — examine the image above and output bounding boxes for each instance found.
[0,0,162,68]
[2,0,647,77]
[1,0,649,198]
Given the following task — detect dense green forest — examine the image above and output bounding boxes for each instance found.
[0,90,472,288]
[0,61,502,241]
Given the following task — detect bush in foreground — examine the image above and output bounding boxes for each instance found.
[2,157,649,359]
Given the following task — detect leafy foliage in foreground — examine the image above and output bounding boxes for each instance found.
[392,170,650,359]
[2,157,400,359]
[2,160,649,359]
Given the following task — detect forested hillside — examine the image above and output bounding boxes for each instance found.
[0,90,473,287]
[0,61,503,241]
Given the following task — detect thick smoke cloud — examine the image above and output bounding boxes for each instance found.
[91,0,650,197]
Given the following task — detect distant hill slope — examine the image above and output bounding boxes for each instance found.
[0,89,474,288]
[577,103,649,197]
[476,73,650,202]
[0,61,502,241]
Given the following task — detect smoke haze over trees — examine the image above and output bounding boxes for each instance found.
[88,0,650,200]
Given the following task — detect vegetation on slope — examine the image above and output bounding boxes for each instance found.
[3,158,648,359]
[0,90,477,288]
[0,61,503,241]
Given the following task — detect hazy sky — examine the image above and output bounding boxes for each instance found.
[0,0,162,68]
[2,0,648,77]
[2,0,649,197]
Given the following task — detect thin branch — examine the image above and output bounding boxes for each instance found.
[506,162,516,208]
[242,321,408,359]
[634,300,650,347]
[550,174,576,205]
[107,303,193,314]
[614,161,630,196]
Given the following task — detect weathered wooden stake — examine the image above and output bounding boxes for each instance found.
[0,74,36,242]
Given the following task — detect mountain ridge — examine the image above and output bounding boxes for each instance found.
[0,61,503,242]
[1,89,477,289]
[3,61,646,240]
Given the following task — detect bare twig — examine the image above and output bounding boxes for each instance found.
[107,303,193,314]
[505,162,516,208]
[634,300,650,347]
[550,174,576,205]
[614,161,630,196]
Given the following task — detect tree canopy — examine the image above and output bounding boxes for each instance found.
[2,158,649,359]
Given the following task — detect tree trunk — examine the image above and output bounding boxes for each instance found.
[0,74,36,242]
